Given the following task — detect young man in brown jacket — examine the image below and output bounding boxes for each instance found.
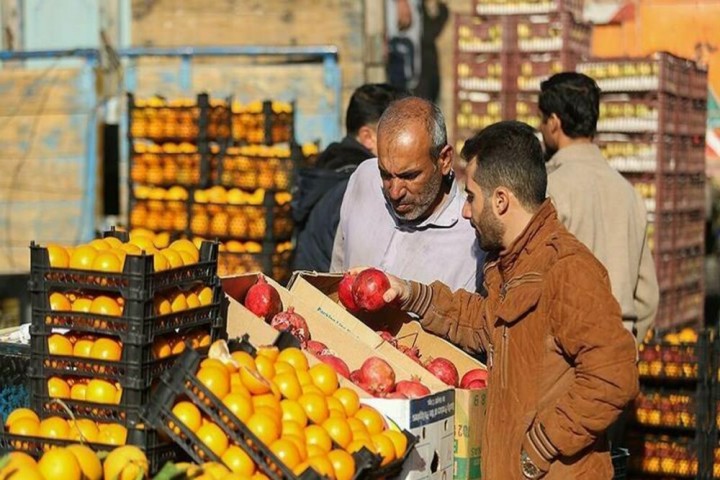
[539,72,659,344]
[379,122,639,479]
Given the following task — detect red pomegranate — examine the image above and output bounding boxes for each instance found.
[358,357,396,395]
[460,368,488,389]
[425,357,459,387]
[398,344,422,364]
[350,369,371,393]
[244,275,282,321]
[377,331,399,348]
[306,340,330,357]
[338,273,360,312]
[352,268,391,312]
[394,380,431,399]
[319,354,351,379]
[270,307,311,346]
[384,391,408,399]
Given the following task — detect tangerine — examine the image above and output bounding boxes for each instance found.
[281,399,308,428]
[37,447,82,480]
[160,248,184,269]
[8,417,40,436]
[48,334,73,356]
[89,239,112,250]
[39,417,70,440]
[102,445,148,480]
[67,444,103,480]
[372,433,397,466]
[298,393,330,425]
[186,292,201,309]
[256,346,280,362]
[85,379,118,404]
[172,401,202,433]
[246,412,280,445]
[48,377,71,399]
[170,292,188,312]
[169,239,200,262]
[240,367,271,395]
[384,430,408,458]
[276,348,308,371]
[354,406,386,435]
[196,366,231,400]
[89,296,122,316]
[328,449,356,480]
[307,455,335,478]
[197,286,213,305]
[5,408,39,427]
[196,422,229,457]
[46,244,70,268]
[222,393,254,423]
[71,298,93,313]
[273,361,294,377]
[92,252,123,273]
[154,296,172,315]
[73,338,95,358]
[221,446,255,476]
[152,338,172,359]
[89,338,122,361]
[69,418,98,442]
[309,363,339,396]
[69,245,98,270]
[49,292,71,311]
[305,425,333,453]
[270,438,302,469]
[96,424,127,445]
[70,383,87,401]
[322,417,353,449]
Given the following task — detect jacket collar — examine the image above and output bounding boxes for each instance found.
[546,143,604,174]
[498,199,557,273]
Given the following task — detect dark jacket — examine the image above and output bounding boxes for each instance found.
[402,200,639,479]
[292,136,374,271]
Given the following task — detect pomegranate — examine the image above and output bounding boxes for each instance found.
[460,368,488,389]
[350,369,371,393]
[319,354,351,379]
[398,344,422,364]
[306,340,330,357]
[384,391,408,399]
[358,357,396,395]
[377,331,399,348]
[425,357,459,387]
[270,307,311,346]
[244,275,282,321]
[352,268,391,312]
[338,273,360,311]
[394,380,431,399]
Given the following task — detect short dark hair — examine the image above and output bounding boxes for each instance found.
[538,72,601,138]
[461,121,547,209]
[346,83,409,135]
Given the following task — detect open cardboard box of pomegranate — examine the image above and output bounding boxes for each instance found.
[222,273,455,480]
[287,271,487,480]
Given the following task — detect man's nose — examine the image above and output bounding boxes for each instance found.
[387,179,405,200]
[462,201,471,219]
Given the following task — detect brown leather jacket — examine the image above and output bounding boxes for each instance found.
[402,200,639,479]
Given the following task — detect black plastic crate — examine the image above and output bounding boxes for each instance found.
[28,239,219,301]
[0,424,177,474]
[611,448,629,480]
[130,142,211,188]
[144,337,415,479]
[231,100,295,146]
[212,144,300,191]
[189,201,293,242]
[128,92,209,143]
[217,249,293,284]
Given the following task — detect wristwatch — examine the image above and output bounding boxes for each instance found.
[521,449,543,479]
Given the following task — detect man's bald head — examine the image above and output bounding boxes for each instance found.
[377,97,448,161]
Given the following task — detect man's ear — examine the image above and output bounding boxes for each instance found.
[549,113,562,136]
[438,144,454,176]
[356,125,377,153]
[493,187,511,216]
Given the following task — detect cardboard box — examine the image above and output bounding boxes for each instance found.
[288,271,487,480]
[222,273,455,480]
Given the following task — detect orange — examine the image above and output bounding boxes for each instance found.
[71,298,93,313]
[153,252,170,272]
[199,333,211,347]
[69,245,98,270]
[8,417,40,436]
[384,430,408,458]
[170,292,188,312]
[73,338,95,358]
[70,383,87,401]
[49,292,71,311]
[201,358,230,372]
[39,417,70,440]
[196,422,229,457]
[37,447,82,480]
[293,462,311,477]
[170,239,200,262]
[322,417,353,449]
[254,356,275,380]
[328,450,355,480]
[96,424,127,445]
[256,346,280,362]
[298,393,330,425]
[306,455,335,479]
[171,339,186,355]
[270,438,302,469]
[89,296,122,316]
[197,286,214,305]
[2,451,37,469]
[254,406,282,430]
[246,412,280,445]
[89,338,122,361]
[222,393,254,424]
[325,396,346,417]
[372,433,397,466]
[281,399,308,428]
[5,408,39,427]
[177,251,196,266]
[85,379,118,404]
[2,467,44,480]
[48,334,73,356]
[196,366,231,400]
[305,425,333,454]
[121,243,143,255]
[354,406,386,435]
[301,384,324,396]
[69,418,98,442]
[89,239,112,251]
[172,401,202,433]
[282,420,305,439]
[128,236,155,252]
[240,367,271,395]
[102,445,148,480]
[309,364,339,396]
[347,438,376,455]
[296,370,313,387]
[103,237,123,249]
[276,348,309,371]
[201,462,230,479]
[283,434,308,460]
[152,338,172,359]
[67,444,103,480]
[46,244,70,268]
[154,296,172,315]
[221,446,255,476]
[252,393,281,413]
[48,377,71,399]
[230,375,251,397]
[160,248,184,269]
[273,361,294,377]
[186,292,201,309]
[92,252,123,273]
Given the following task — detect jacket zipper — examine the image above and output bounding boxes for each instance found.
[501,325,509,389]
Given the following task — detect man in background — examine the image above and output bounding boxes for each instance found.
[331,96,484,291]
[539,72,659,345]
[292,84,408,272]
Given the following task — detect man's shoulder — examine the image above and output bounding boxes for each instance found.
[542,227,609,281]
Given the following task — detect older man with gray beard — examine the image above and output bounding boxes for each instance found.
[330,97,485,291]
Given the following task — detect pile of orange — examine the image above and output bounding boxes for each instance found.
[4,408,128,446]
[48,292,124,317]
[47,376,122,405]
[46,237,200,274]
[153,284,215,316]
[152,329,212,360]
[171,346,407,480]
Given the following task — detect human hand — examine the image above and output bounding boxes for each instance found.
[396,0,413,31]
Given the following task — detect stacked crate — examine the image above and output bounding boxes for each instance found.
[453,0,591,155]
[128,94,318,283]
[577,53,707,331]
[0,230,226,473]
